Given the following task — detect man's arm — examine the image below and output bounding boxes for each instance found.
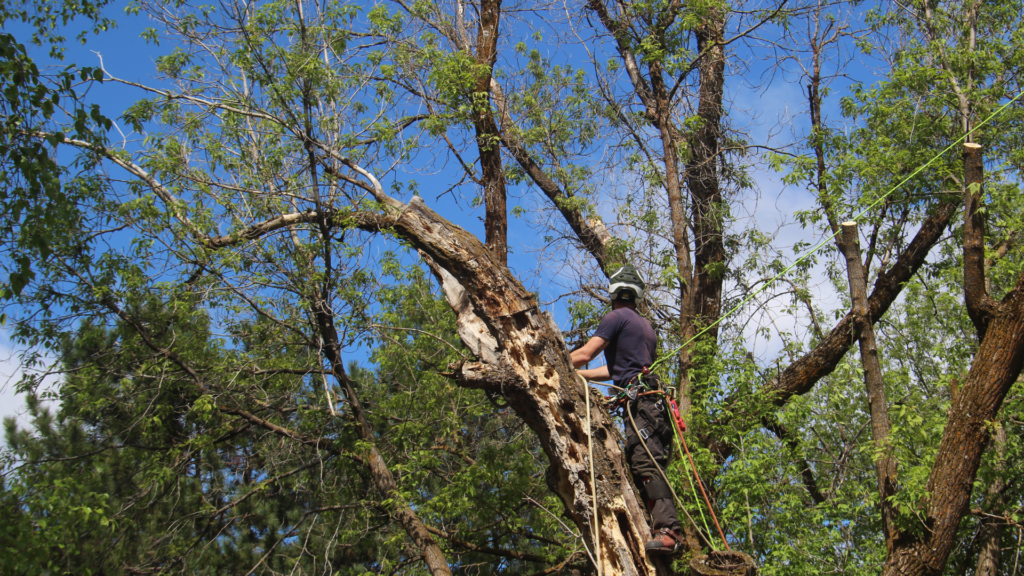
[571,336,610,381]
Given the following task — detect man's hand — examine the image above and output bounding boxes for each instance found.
[576,366,611,382]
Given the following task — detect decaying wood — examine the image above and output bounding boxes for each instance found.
[386,196,666,575]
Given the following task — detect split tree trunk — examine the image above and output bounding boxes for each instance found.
[368,196,668,576]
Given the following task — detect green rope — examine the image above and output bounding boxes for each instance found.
[648,89,1024,373]
[672,430,716,549]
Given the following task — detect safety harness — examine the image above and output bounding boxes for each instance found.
[604,366,730,552]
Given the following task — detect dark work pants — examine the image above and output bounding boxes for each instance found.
[624,396,682,533]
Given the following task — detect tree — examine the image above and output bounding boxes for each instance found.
[4,0,1024,574]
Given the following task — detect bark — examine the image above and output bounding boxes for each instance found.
[473,0,508,265]
[841,222,899,551]
[962,144,1007,576]
[963,143,993,338]
[424,7,614,272]
[763,197,960,405]
[806,21,844,249]
[687,12,728,339]
[974,424,1007,576]
[880,150,1024,574]
[703,197,960,460]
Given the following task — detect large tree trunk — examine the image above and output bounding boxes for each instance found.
[687,11,727,340]
[372,196,667,575]
[880,298,1024,575]
[974,424,1007,576]
[880,143,1024,576]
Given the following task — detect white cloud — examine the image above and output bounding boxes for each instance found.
[0,332,57,436]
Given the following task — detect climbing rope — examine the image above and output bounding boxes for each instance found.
[581,374,604,576]
[665,396,718,548]
[623,386,730,551]
[579,373,713,549]
[667,398,730,551]
[624,399,714,547]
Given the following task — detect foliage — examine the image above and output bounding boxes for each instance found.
[1,0,1024,574]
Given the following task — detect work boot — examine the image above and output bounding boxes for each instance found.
[644,528,683,555]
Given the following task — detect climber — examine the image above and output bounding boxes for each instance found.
[570,265,685,555]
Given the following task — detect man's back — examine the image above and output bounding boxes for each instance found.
[593,307,657,386]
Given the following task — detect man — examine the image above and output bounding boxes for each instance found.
[570,265,685,555]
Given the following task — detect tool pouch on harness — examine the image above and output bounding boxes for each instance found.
[623,374,672,442]
[634,374,671,439]
[637,395,672,439]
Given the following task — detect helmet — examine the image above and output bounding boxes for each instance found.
[608,265,646,302]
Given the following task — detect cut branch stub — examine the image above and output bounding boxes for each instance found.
[690,550,758,576]
[963,141,992,338]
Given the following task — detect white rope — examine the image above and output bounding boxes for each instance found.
[581,374,604,576]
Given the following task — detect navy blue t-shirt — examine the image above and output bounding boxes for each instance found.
[592,307,657,386]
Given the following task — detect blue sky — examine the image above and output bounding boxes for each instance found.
[0,0,890,427]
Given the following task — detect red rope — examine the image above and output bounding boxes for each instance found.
[667,398,730,551]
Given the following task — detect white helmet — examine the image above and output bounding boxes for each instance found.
[608,265,646,302]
